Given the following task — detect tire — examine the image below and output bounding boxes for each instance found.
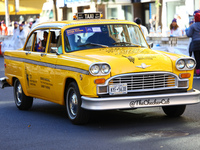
[13,79,33,110]
[66,82,90,125]
[162,105,186,117]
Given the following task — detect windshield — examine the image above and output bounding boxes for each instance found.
[64,24,148,52]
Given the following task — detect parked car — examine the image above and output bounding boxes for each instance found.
[0,12,200,124]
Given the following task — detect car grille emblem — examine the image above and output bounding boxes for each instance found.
[136,63,151,69]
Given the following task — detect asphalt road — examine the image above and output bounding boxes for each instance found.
[0,56,200,150]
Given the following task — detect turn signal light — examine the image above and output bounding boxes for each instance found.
[179,73,191,79]
[94,78,105,84]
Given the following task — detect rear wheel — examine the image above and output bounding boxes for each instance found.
[162,105,186,117]
[13,79,33,110]
[66,82,90,125]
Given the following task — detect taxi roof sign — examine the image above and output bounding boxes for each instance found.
[76,12,102,20]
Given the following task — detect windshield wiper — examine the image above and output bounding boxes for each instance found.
[113,42,141,47]
[78,43,108,48]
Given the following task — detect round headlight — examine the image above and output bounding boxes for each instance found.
[90,65,100,74]
[176,59,185,69]
[101,64,110,74]
[186,59,195,69]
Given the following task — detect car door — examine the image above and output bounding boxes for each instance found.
[37,29,61,101]
[23,31,42,96]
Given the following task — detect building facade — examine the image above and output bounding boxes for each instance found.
[59,0,134,21]
[132,0,200,34]
[0,0,46,23]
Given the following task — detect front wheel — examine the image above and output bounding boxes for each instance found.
[13,79,33,110]
[66,82,90,125]
[162,105,186,117]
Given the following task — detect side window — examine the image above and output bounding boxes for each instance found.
[48,29,62,54]
[128,26,147,47]
[64,33,70,52]
[24,33,35,51]
[128,26,141,45]
[34,29,49,52]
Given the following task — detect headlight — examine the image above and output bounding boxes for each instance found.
[89,63,111,76]
[176,58,196,70]
[176,59,185,70]
[101,64,110,74]
[185,59,195,69]
[90,65,100,74]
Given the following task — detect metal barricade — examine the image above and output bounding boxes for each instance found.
[168,37,177,47]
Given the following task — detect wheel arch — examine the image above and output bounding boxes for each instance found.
[64,77,78,105]
[12,77,17,86]
[12,76,29,97]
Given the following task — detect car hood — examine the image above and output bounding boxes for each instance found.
[64,47,174,76]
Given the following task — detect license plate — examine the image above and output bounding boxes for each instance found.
[109,83,127,95]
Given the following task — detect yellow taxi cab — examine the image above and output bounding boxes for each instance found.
[0,12,200,124]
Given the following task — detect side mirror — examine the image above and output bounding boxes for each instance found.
[148,42,153,48]
[51,47,60,55]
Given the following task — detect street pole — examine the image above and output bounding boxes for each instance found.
[53,0,58,21]
[5,0,10,27]
[155,0,162,31]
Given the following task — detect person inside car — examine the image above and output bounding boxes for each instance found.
[86,29,115,46]
[36,31,48,52]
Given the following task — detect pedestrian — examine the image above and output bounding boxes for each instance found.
[169,18,182,37]
[14,24,26,49]
[185,11,200,76]
[10,22,19,49]
[0,21,8,35]
[26,22,32,35]
[148,15,156,33]
[13,22,18,36]
[135,18,148,39]
[187,20,194,57]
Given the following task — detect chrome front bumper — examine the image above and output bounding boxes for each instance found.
[81,89,200,110]
[0,77,11,89]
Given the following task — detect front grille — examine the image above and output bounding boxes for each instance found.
[108,73,177,92]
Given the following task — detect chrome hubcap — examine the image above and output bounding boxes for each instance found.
[16,83,22,105]
[69,92,78,116]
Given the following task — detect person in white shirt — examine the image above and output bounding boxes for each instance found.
[135,18,148,39]
[11,22,18,40]
[169,18,182,37]
[10,22,19,49]
[14,24,26,49]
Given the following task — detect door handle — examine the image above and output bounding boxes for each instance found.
[25,51,31,55]
[41,53,47,57]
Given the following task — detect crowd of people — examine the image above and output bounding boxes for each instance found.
[0,18,40,50]
[10,21,33,49]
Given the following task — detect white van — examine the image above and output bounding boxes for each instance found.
[40,1,54,22]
